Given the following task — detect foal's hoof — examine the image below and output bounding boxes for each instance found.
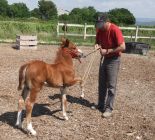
[64,116,69,121]
[15,123,23,129]
[28,129,37,136]
[31,130,37,136]
[27,124,37,136]
[80,94,84,99]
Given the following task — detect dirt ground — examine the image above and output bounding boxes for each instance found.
[0,43,154,140]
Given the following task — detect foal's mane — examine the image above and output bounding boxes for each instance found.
[54,46,72,65]
[54,47,64,63]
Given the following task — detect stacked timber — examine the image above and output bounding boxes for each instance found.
[16,35,37,50]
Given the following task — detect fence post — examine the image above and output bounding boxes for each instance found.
[57,23,59,36]
[84,23,87,40]
[130,34,133,41]
[135,26,139,42]
[149,36,152,44]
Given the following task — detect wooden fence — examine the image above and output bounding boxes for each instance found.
[57,23,155,42]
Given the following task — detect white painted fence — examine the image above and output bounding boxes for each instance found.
[57,23,155,42]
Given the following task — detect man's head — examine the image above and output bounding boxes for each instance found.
[95,13,110,31]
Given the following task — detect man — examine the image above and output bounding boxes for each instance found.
[92,13,125,118]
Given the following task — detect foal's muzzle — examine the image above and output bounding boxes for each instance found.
[77,49,84,58]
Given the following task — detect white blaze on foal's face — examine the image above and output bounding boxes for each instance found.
[77,49,83,57]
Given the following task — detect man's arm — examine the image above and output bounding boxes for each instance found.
[106,26,126,54]
[99,42,125,56]
[107,42,126,54]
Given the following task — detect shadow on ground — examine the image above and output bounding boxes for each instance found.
[49,94,93,108]
[0,94,93,134]
[0,103,61,132]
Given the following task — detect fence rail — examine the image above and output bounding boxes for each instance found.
[57,23,155,42]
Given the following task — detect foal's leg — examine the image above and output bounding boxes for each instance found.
[16,86,29,128]
[60,87,68,120]
[25,88,38,135]
[16,96,24,128]
[79,80,85,98]
[68,77,85,98]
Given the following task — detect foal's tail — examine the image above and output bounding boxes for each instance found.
[17,63,28,91]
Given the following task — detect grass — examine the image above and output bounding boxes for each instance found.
[0,20,155,49]
[0,21,58,42]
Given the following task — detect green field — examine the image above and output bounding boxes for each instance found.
[0,21,155,49]
[0,21,58,43]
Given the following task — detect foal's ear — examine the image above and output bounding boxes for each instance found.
[65,39,70,47]
[61,37,69,47]
[61,37,66,44]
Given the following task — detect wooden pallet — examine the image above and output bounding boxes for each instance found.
[16,35,37,50]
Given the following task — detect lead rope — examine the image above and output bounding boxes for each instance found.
[82,50,98,86]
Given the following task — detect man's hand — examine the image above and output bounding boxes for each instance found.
[94,44,108,56]
[100,48,107,56]
[94,44,101,50]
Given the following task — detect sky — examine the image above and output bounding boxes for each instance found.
[7,0,155,19]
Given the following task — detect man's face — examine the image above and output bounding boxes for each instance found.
[100,22,108,31]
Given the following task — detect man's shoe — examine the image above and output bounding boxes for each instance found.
[102,111,112,118]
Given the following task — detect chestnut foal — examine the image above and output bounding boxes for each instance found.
[16,38,84,135]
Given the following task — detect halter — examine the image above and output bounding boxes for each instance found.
[62,47,79,58]
[62,47,81,63]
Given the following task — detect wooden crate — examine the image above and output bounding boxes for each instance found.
[16,35,37,50]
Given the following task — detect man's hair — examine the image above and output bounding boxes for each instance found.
[96,12,110,23]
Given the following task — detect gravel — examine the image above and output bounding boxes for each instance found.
[0,43,154,140]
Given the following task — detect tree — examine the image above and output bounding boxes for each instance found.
[69,8,83,23]
[0,0,8,16]
[60,7,136,25]
[7,3,30,18]
[31,8,40,18]
[38,0,58,20]
[60,6,97,24]
[59,14,69,22]
[108,8,136,25]
[71,7,97,23]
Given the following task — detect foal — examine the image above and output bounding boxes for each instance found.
[16,38,84,135]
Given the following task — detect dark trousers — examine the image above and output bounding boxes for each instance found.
[98,56,120,112]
